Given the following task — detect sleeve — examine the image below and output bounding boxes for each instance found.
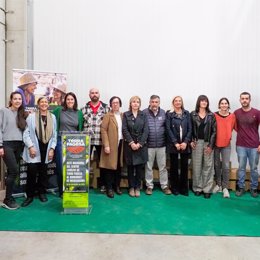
[165,112,178,144]
[100,114,110,147]
[208,114,217,149]
[122,113,134,144]
[138,113,149,146]
[78,110,84,131]
[49,115,57,150]
[184,111,192,143]
[23,115,34,148]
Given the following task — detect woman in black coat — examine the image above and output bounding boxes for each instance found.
[166,96,192,196]
[122,96,149,197]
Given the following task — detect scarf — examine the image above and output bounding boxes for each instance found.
[35,110,53,144]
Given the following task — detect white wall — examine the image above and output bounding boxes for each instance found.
[32,0,260,167]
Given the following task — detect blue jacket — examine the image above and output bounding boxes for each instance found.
[143,107,166,148]
[166,109,192,154]
[22,112,57,163]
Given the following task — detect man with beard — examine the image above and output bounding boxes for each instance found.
[234,92,260,198]
[81,88,109,193]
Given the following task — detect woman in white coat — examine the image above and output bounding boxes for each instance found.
[21,96,57,207]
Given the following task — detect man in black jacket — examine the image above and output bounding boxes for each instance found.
[143,95,171,195]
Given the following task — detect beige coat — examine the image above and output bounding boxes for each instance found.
[99,112,123,170]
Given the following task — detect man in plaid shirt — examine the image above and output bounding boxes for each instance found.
[81,88,109,192]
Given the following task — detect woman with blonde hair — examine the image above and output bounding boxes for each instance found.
[166,96,192,196]
[122,96,149,197]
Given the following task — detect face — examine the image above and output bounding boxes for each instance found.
[53,89,62,100]
[89,89,100,103]
[111,98,120,112]
[173,97,183,110]
[11,93,23,110]
[149,98,160,111]
[38,98,49,112]
[66,95,75,109]
[219,99,229,112]
[200,99,208,109]
[240,94,250,108]
[25,83,37,94]
[131,98,140,110]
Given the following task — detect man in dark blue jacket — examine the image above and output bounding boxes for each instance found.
[143,95,171,195]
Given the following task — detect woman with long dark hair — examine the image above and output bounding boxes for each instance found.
[0,92,27,209]
[213,97,235,198]
[190,95,216,199]
[21,96,57,207]
[166,96,192,196]
[52,92,84,196]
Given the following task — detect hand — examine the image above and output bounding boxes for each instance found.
[190,142,196,149]
[48,149,54,161]
[130,142,138,150]
[0,148,4,157]
[29,146,37,158]
[204,146,212,155]
[257,145,260,153]
[104,146,110,154]
[180,142,187,150]
[175,143,181,151]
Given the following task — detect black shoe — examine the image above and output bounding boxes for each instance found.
[2,198,20,210]
[204,193,211,199]
[180,191,189,196]
[39,194,48,202]
[107,190,114,198]
[115,187,122,195]
[172,189,179,196]
[21,197,33,207]
[194,191,202,196]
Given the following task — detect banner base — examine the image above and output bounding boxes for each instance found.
[62,205,92,215]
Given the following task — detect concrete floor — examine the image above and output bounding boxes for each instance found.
[1,190,260,259]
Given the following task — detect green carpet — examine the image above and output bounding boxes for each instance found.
[1,189,260,236]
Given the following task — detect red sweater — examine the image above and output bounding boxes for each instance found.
[215,112,236,147]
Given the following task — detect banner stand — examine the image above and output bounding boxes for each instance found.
[61,132,91,215]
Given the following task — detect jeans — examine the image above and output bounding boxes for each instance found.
[236,146,259,189]
[127,164,144,189]
[214,145,231,189]
[3,141,24,199]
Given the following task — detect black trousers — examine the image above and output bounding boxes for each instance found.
[90,145,105,187]
[26,141,48,198]
[3,141,24,200]
[170,153,189,194]
[127,164,144,189]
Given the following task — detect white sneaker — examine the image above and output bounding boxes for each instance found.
[223,188,230,198]
[212,185,222,194]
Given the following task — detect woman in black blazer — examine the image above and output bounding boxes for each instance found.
[166,96,192,196]
[122,96,149,197]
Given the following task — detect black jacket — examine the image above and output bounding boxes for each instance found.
[190,111,216,149]
[166,109,192,154]
[122,110,149,165]
[143,107,166,148]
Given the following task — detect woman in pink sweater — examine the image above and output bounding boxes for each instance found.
[213,97,236,198]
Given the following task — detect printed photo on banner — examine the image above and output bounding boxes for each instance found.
[13,69,67,111]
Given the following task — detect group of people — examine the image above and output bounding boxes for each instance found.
[0,86,260,209]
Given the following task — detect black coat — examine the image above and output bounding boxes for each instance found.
[166,109,192,154]
[122,110,149,165]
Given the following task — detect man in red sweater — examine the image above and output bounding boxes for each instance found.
[234,92,260,198]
